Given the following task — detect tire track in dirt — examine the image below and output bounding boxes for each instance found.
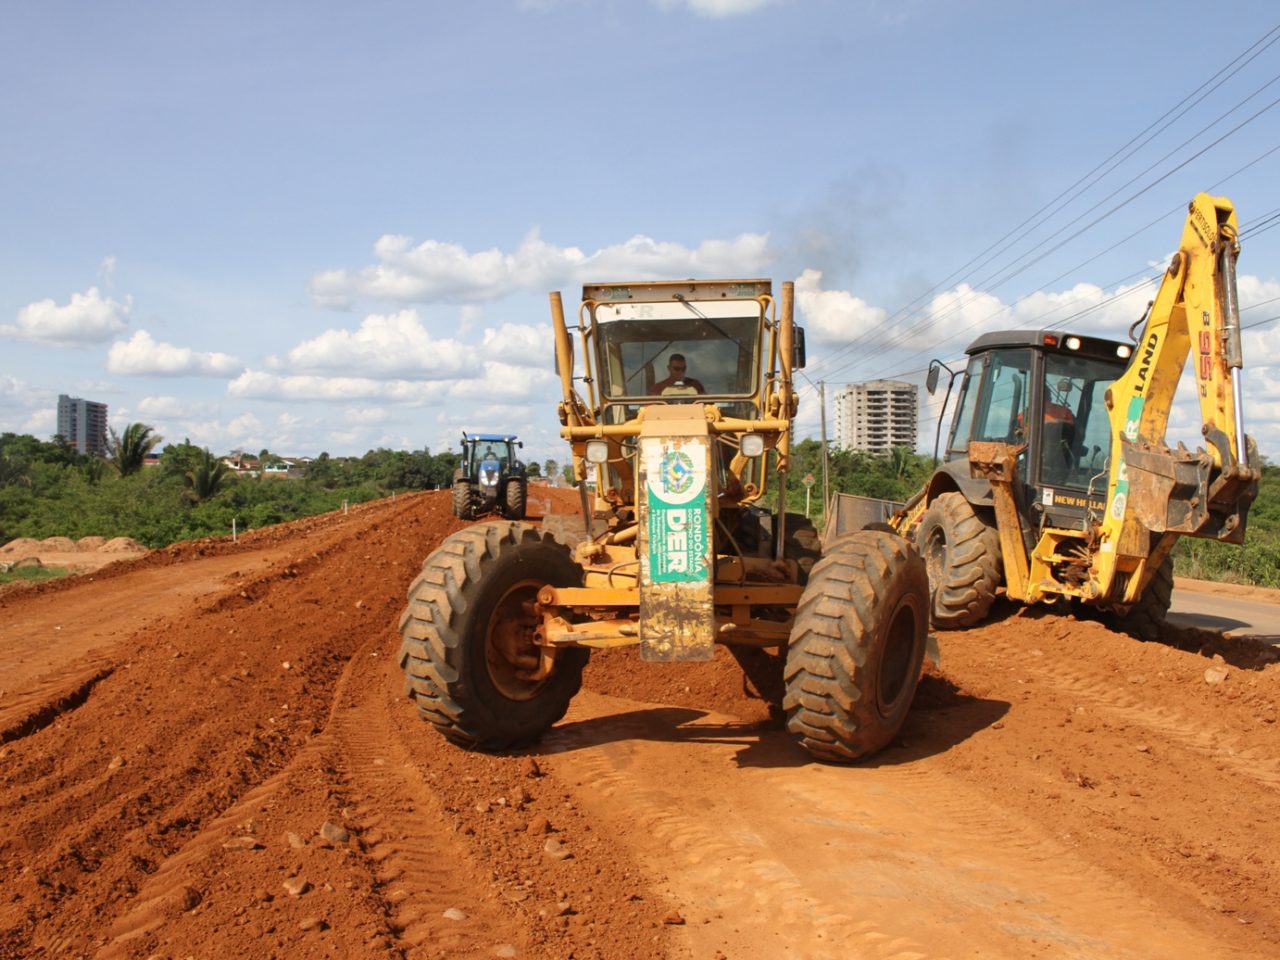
[100,629,526,959]
[543,688,1246,960]
[322,643,531,957]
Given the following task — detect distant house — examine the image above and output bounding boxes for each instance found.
[221,454,261,477]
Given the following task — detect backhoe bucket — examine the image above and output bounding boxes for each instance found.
[1122,436,1260,544]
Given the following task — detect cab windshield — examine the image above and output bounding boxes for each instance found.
[1038,353,1123,489]
[467,441,511,470]
[592,300,763,404]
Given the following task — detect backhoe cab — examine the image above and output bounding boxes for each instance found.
[399,279,932,763]
[890,193,1261,638]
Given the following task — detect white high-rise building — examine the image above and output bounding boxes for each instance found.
[56,394,109,457]
[834,380,918,454]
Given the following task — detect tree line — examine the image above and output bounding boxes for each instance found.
[2,426,1275,587]
[0,428,465,549]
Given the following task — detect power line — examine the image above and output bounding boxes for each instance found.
[801,25,1280,392]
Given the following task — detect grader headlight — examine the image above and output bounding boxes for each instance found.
[740,433,765,457]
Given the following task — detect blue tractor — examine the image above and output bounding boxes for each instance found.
[453,433,528,520]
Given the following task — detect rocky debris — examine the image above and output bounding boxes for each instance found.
[285,831,306,849]
[299,916,328,932]
[319,821,350,844]
[543,838,572,861]
[282,877,311,897]
[442,907,468,921]
[221,836,263,851]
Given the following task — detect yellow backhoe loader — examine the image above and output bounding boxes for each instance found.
[399,280,931,762]
[834,193,1260,638]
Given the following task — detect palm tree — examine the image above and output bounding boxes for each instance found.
[185,448,230,502]
[108,422,163,476]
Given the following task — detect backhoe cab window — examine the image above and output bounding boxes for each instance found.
[964,349,1032,445]
[593,302,762,403]
[1039,353,1122,488]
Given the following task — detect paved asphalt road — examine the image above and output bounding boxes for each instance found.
[1168,580,1280,644]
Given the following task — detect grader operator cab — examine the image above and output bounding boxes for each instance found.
[877,193,1261,638]
[399,279,931,763]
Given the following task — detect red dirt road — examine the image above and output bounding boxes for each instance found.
[2,490,1278,959]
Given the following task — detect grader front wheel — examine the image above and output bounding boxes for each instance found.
[783,530,929,763]
[398,521,588,750]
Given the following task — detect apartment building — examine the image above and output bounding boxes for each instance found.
[56,394,109,457]
[833,379,918,454]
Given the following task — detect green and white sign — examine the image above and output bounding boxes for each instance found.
[643,444,709,584]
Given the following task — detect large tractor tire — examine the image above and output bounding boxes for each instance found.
[1101,554,1174,641]
[915,492,1002,629]
[783,530,929,763]
[503,479,528,520]
[398,522,589,750]
[452,480,477,520]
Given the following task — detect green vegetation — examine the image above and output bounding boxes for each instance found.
[0,565,70,586]
[3,428,1275,587]
[773,439,1279,589]
[0,432,460,549]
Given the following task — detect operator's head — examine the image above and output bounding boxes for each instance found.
[668,354,688,377]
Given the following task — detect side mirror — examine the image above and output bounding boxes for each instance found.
[793,327,807,369]
[926,362,941,395]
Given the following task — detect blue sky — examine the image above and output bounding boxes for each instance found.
[2,0,1278,467]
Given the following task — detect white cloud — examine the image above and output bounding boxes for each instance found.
[794,269,889,344]
[448,362,557,401]
[344,407,391,425]
[281,309,476,378]
[2,286,131,346]
[479,323,553,366]
[226,370,450,404]
[107,330,243,377]
[654,0,777,17]
[137,395,201,419]
[308,230,774,307]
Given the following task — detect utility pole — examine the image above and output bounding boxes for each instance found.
[819,380,829,518]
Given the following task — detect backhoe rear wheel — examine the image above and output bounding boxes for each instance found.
[1101,554,1174,641]
[783,530,929,763]
[915,492,1002,629]
[398,521,588,750]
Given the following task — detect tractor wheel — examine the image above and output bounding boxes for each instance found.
[783,530,929,763]
[452,480,477,520]
[503,479,528,520]
[1102,554,1174,641]
[914,492,1002,629]
[398,522,589,750]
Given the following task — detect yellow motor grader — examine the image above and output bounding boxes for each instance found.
[399,279,930,762]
